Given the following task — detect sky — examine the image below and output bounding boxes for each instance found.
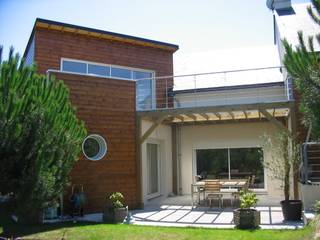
[0,0,310,59]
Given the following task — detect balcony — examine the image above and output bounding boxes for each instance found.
[136,66,295,132]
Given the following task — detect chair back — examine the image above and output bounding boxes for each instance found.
[204,180,221,193]
[242,177,251,191]
[250,175,256,188]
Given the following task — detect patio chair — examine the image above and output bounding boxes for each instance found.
[204,181,223,208]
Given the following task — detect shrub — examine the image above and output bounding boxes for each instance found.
[109,192,125,209]
[239,191,258,209]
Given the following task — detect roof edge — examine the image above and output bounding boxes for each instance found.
[23,18,179,58]
[38,18,178,50]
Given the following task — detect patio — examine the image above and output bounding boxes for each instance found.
[129,204,303,229]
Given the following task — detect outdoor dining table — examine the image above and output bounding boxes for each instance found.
[191,179,248,206]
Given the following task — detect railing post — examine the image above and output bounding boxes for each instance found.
[194,75,197,107]
[166,77,168,109]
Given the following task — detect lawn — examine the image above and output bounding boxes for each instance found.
[0,207,314,240]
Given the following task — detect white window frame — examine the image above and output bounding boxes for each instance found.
[82,134,107,161]
[60,58,156,109]
[192,146,267,192]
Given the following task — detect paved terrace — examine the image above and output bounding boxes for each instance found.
[129,205,304,230]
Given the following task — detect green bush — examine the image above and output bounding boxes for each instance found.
[239,191,258,209]
[109,192,125,209]
[0,47,87,222]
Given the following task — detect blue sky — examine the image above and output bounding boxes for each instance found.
[0,0,310,58]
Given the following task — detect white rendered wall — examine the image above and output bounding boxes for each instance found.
[179,121,291,205]
[141,120,173,204]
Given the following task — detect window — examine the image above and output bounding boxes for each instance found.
[134,71,153,110]
[111,67,131,79]
[62,60,87,74]
[196,147,264,189]
[88,64,110,77]
[61,59,155,110]
[82,134,107,161]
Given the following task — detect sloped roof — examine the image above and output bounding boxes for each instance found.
[173,46,283,90]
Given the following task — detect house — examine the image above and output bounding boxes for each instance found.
[22,0,315,214]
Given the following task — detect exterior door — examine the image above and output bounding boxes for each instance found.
[147,143,160,196]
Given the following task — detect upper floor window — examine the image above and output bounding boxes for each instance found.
[60,59,152,81]
[62,60,87,74]
[60,58,155,110]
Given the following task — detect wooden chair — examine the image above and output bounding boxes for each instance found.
[204,180,223,208]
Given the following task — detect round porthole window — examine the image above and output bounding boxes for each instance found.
[82,134,107,161]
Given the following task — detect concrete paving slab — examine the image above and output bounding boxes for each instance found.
[161,210,191,222]
[178,211,204,223]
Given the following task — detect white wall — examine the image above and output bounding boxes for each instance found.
[141,120,172,203]
[179,121,289,205]
[174,85,287,108]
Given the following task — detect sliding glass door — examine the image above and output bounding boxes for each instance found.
[196,147,264,189]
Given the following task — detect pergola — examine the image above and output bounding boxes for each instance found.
[137,100,296,144]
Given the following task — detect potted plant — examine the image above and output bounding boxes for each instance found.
[262,130,302,221]
[234,190,260,229]
[103,192,128,223]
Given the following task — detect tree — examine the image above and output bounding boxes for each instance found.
[261,130,300,201]
[0,47,87,222]
[283,0,320,138]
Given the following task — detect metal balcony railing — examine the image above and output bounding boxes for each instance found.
[136,66,291,111]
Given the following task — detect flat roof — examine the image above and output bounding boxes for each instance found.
[23,18,179,57]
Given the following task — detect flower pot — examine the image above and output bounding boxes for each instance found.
[233,208,260,229]
[114,206,128,223]
[103,207,114,223]
[280,200,302,221]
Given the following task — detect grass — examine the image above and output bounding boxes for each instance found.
[0,207,314,240]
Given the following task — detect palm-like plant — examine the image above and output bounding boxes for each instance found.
[283,0,320,138]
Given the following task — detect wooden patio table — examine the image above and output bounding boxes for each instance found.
[191,179,247,206]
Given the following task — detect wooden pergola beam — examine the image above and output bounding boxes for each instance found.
[140,115,169,144]
[212,112,221,120]
[174,115,184,122]
[259,109,287,131]
[186,114,197,121]
[199,113,210,120]
[228,111,235,120]
[243,110,248,119]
